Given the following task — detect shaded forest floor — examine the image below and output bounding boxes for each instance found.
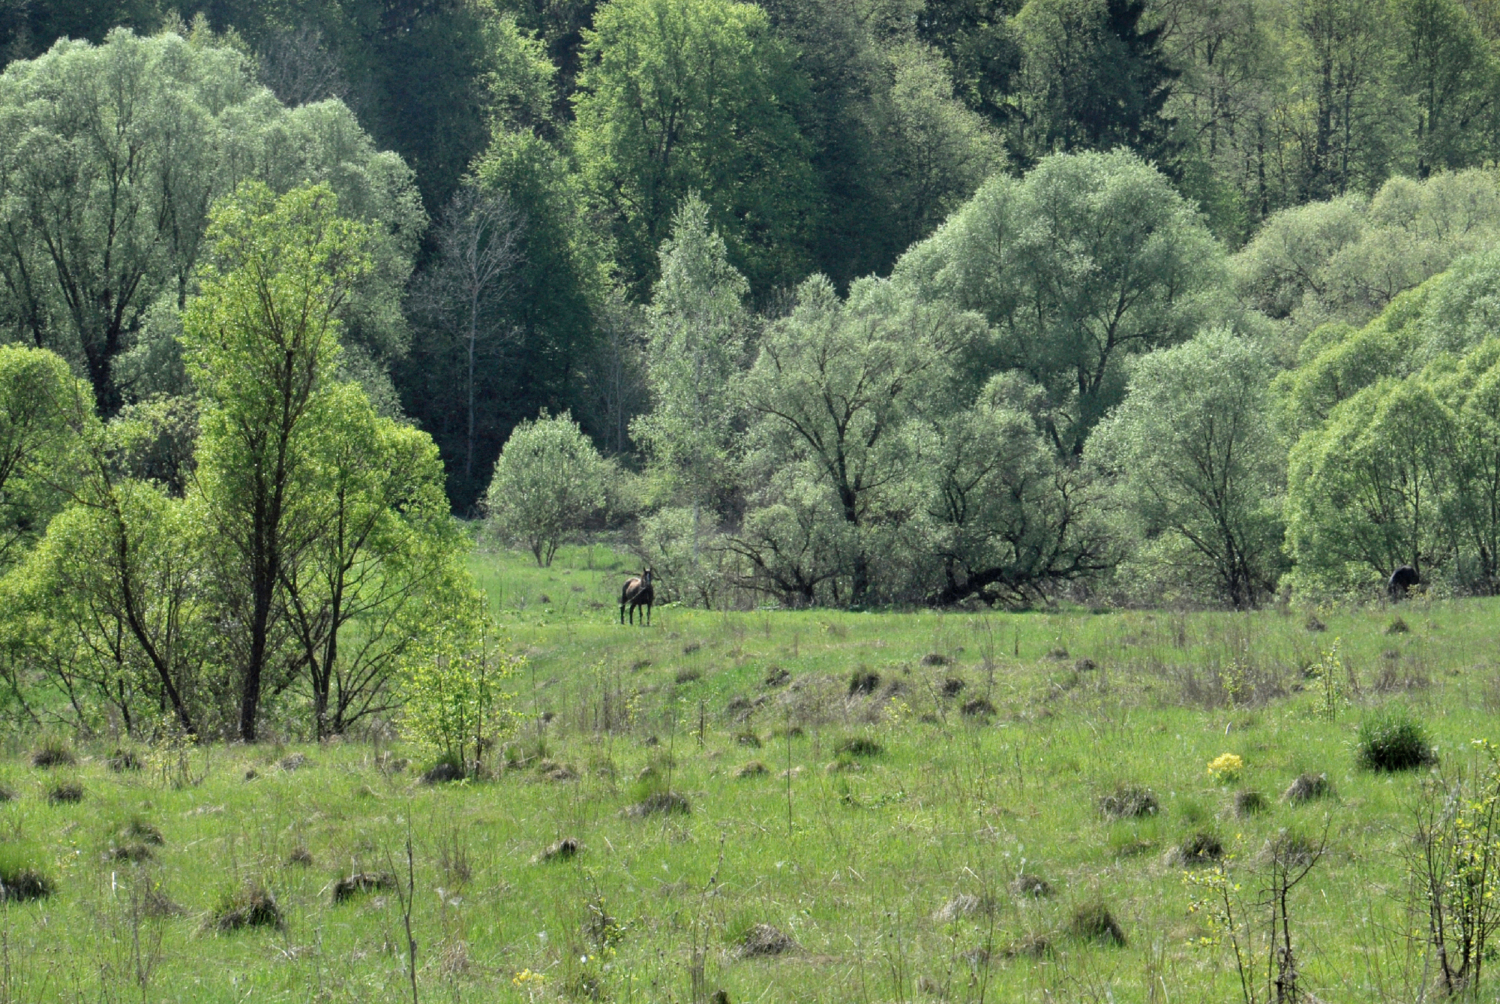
[0,544,1493,1002]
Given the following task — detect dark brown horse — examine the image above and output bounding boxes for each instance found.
[620,569,654,625]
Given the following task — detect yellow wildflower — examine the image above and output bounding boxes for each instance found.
[1207,753,1244,782]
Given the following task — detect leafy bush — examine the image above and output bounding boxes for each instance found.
[1356,708,1436,772]
[400,595,521,777]
[485,410,608,567]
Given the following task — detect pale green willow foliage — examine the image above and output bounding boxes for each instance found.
[895,149,1227,455]
[486,411,609,568]
[1284,247,1500,596]
[738,275,986,606]
[1233,169,1500,346]
[631,196,748,513]
[0,28,423,415]
[1089,328,1286,609]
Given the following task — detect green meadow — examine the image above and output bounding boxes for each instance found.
[1,543,1495,1003]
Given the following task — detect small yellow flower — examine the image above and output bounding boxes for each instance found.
[512,969,545,987]
[1207,753,1244,782]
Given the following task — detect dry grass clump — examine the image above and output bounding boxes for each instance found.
[47,782,84,805]
[961,697,996,718]
[286,847,314,867]
[836,736,884,757]
[119,818,164,845]
[626,791,690,817]
[763,666,790,687]
[735,730,762,748]
[1010,873,1054,899]
[1003,933,1053,959]
[940,677,965,697]
[848,670,881,695]
[1386,617,1410,635]
[536,837,580,863]
[107,748,142,772]
[1234,790,1269,817]
[278,752,308,771]
[739,923,797,957]
[920,652,949,667]
[30,739,75,769]
[422,760,464,784]
[0,786,13,804]
[537,759,578,782]
[933,894,994,922]
[1305,615,1326,632]
[1176,831,1225,866]
[1099,785,1158,819]
[1075,658,1098,672]
[1283,772,1331,803]
[734,760,768,779]
[143,887,185,918]
[674,668,702,685]
[1045,647,1070,660]
[1069,901,1126,946]
[212,882,284,932]
[332,872,395,903]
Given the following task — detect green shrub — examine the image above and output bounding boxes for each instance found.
[1356,707,1435,772]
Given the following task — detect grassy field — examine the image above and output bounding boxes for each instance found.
[2,543,1498,1002]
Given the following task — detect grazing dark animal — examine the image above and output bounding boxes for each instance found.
[621,569,655,626]
[1388,564,1419,601]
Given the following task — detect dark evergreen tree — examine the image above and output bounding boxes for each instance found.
[1013,0,1179,169]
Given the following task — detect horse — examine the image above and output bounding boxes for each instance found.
[1388,564,1419,601]
[620,569,655,626]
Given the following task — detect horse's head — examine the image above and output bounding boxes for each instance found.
[643,568,654,586]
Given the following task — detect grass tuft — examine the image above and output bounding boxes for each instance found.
[1176,831,1224,866]
[836,737,884,757]
[626,791,690,817]
[30,739,75,769]
[47,782,83,804]
[1283,772,1332,803]
[933,893,993,922]
[1010,873,1054,899]
[1099,785,1158,819]
[536,837,580,863]
[848,670,880,695]
[734,760,768,778]
[1069,901,1126,946]
[960,697,996,718]
[0,850,53,902]
[107,748,142,772]
[919,653,949,667]
[1234,790,1269,816]
[211,882,284,932]
[1356,708,1435,772]
[739,923,797,957]
[422,760,465,784]
[332,872,396,904]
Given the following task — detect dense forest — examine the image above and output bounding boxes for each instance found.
[7,0,1500,735]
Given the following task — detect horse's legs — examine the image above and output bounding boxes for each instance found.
[645,602,651,626]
